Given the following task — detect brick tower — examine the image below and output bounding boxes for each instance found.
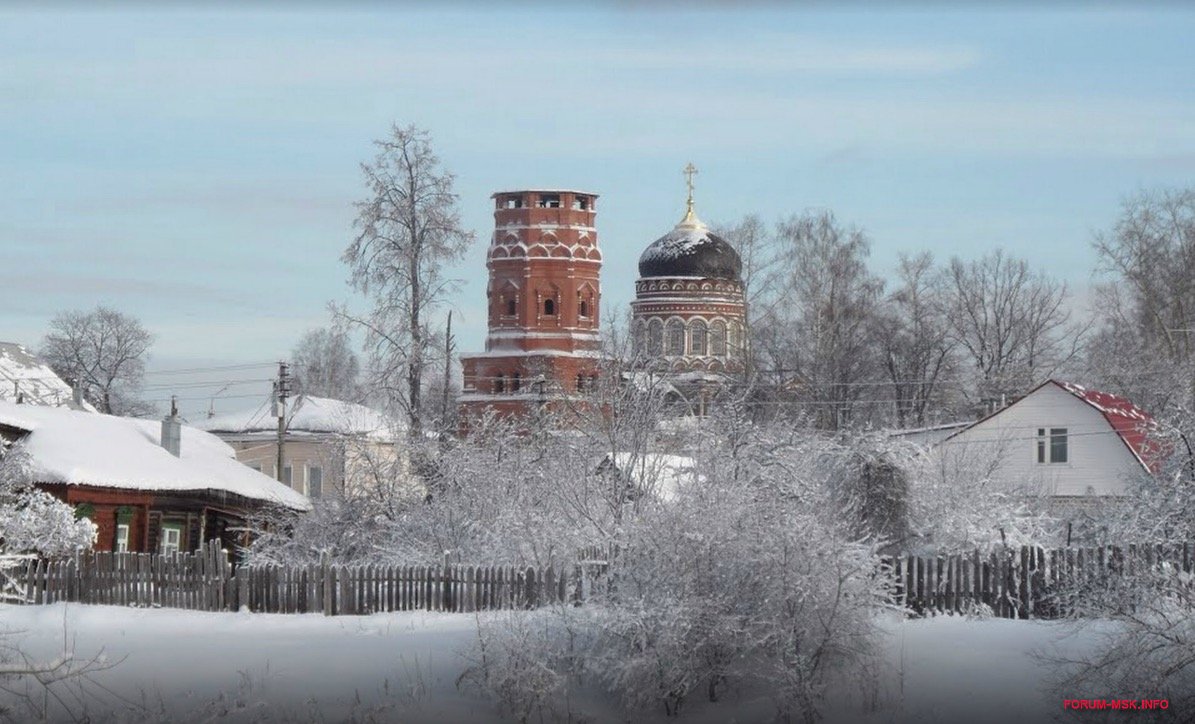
[459,189,602,423]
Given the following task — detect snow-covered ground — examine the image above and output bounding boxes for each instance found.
[0,604,1111,723]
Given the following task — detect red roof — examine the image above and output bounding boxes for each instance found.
[1054,381,1161,472]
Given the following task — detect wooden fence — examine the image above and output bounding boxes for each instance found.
[890,542,1195,619]
[11,542,595,615]
[12,541,1195,619]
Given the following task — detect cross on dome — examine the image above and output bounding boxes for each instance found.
[678,162,706,230]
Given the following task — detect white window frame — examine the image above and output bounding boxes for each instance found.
[115,523,130,553]
[1036,427,1069,464]
[159,524,182,555]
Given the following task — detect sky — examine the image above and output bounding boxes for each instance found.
[2,5,1193,420]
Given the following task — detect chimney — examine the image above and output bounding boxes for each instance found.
[161,396,182,457]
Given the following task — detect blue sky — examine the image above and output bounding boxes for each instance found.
[2,6,1193,418]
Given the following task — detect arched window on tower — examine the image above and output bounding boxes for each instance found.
[543,298,556,316]
[494,374,506,394]
[689,320,708,356]
[648,319,664,356]
[710,320,727,356]
[728,322,742,355]
[506,298,517,317]
[578,297,589,318]
[665,320,685,356]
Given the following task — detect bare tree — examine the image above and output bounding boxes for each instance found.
[40,305,154,415]
[754,211,885,430]
[940,250,1080,407]
[290,326,361,401]
[715,214,782,378]
[875,252,958,428]
[1088,188,1195,415]
[340,124,474,437]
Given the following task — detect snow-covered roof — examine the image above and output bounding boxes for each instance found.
[0,401,310,510]
[1055,381,1161,471]
[638,211,742,281]
[197,395,398,441]
[600,452,698,503]
[0,342,96,412]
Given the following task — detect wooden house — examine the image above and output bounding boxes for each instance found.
[0,400,310,553]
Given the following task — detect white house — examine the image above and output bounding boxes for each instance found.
[939,380,1158,497]
[198,395,415,500]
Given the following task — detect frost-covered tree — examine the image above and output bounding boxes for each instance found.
[0,446,95,557]
[40,305,154,416]
[290,326,361,402]
[1086,188,1195,417]
[339,124,474,438]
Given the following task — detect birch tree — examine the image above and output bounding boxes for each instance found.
[754,211,884,430]
[341,124,474,437]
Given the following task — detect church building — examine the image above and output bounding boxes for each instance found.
[458,190,603,423]
[630,166,748,409]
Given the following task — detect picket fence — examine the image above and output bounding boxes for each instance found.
[891,542,1195,619]
[11,541,1195,619]
[11,542,591,615]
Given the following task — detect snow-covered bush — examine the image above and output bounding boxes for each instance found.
[0,445,95,556]
[904,435,1060,553]
[1051,411,1195,715]
[464,414,891,722]
[458,612,573,724]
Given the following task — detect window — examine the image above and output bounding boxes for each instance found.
[1036,428,1068,464]
[159,524,182,555]
[536,193,561,208]
[572,195,590,211]
[506,298,517,316]
[282,465,293,486]
[494,374,506,394]
[710,321,727,356]
[543,298,556,316]
[249,462,262,473]
[307,466,323,498]
[689,320,708,356]
[500,196,523,209]
[115,524,130,553]
[648,319,664,356]
[576,374,586,392]
[579,297,589,318]
[665,320,685,356]
[512,373,521,392]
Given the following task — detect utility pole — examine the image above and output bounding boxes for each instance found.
[441,311,454,429]
[275,361,291,484]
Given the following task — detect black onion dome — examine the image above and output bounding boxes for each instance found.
[638,213,743,280]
